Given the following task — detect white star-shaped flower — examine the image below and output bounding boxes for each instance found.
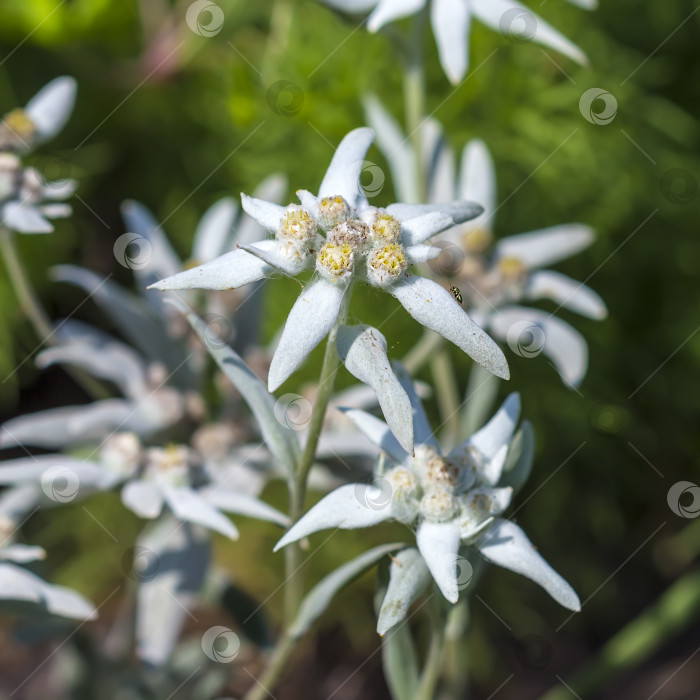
[151,128,509,402]
[274,372,580,632]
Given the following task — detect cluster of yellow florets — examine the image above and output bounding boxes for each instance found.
[316,241,354,281]
[327,220,370,249]
[1,109,37,149]
[318,195,351,229]
[366,243,408,287]
[277,205,319,254]
[370,212,401,244]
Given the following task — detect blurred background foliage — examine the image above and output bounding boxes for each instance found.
[1,0,700,698]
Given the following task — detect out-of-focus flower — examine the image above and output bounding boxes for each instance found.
[0,511,96,620]
[152,128,508,452]
[0,77,77,233]
[275,370,580,633]
[320,0,591,84]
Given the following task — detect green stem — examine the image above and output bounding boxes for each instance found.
[403,26,427,204]
[0,226,54,341]
[414,603,446,700]
[249,290,351,697]
[431,350,460,449]
[460,361,500,437]
[242,633,296,700]
[0,226,110,399]
[402,329,445,374]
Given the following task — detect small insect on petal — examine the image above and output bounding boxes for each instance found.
[449,285,463,305]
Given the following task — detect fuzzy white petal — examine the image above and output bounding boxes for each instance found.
[268,277,348,391]
[274,483,394,551]
[240,193,287,231]
[336,325,414,454]
[387,201,483,226]
[318,127,375,208]
[391,274,509,379]
[122,480,164,519]
[393,363,439,449]
[200,488,290,527]
[471,0,588,65]
[400,212,455,246]
[364,95,418,204]
[458,139,496,236]
[377,547,431,635]
[451,392,520,466]
[416,520,462,603]
[150,240,276,291]
[240,242,313,276]
[479,519,581,611]
[525,270,607,320]
[406,244,442,264]
[339,408,408,464]
[490,306,588,387]
[24,76,77,142]
[496,224,595,269]
[367,0,427,31]
[2,201,53,233]
[192,197,238,263]
[431,0,471,84]
[162,486,239,539]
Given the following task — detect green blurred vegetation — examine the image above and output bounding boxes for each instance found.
[1,0,700,697]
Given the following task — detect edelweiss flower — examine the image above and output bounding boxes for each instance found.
[152,128,509,402]
[320,0,592,83]
[0,77,77,233]
[275,371,580,633]
[431,138,607,387]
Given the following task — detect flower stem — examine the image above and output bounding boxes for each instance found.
[414,602,446,700]
[250,290,351,698]
[0,226,54,341]
[430,349,461,449]
[0,226,109,399]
